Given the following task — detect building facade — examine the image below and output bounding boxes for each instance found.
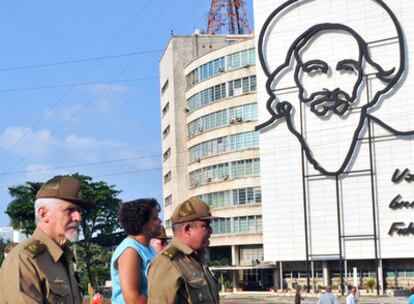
[254,0,414,294]
[160,33,272,291]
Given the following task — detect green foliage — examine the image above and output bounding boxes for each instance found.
[365,278,376,290]
[4,173,122,289]
[5,182,42,236]
[0,237,8,265]
[208,257,231,267]
[74,243,112,289]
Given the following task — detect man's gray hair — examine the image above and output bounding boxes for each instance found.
[34,198,59,224]
[172,222,197,235]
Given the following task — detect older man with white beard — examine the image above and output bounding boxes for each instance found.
[0,176,93,304]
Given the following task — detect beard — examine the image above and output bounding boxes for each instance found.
[286,89,365,175]
[65,224,80,243]
[302,88,354,116]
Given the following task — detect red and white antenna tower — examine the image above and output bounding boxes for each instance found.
[207,0,252,35]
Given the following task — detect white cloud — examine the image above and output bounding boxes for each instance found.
[0,127,54,159]
[44,84,129,123]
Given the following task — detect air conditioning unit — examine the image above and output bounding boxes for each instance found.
[195,158,201,163]
[230,119,235,124]
[224,175,229,180]
[236,117,243,122]
[206,177,212,182]
[218,67,225,73]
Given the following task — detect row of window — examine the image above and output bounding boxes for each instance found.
[189,158,260,186]
[197,187,262,208]
[186,48,255,89]
[187,75,256,112]
[164,194,172,206]
[187,103,258,138]
[211,215,263,235]
[189,131,259,162]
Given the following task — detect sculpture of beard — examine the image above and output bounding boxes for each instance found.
[290,31,365,175]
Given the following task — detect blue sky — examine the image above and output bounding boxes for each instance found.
[0,0,254,226]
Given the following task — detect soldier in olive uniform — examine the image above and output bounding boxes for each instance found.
[147,198,220,304]
[0,176,93,304]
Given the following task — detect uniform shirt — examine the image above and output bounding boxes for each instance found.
[317,292,339,304]
[110,237,157,302]
[147,237,219,304]
[0,227,82,304]
[346,293,358,304]
[408,294,414,304]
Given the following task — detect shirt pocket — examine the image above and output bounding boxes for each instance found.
[49,283,71,303]
[187,277,210,303]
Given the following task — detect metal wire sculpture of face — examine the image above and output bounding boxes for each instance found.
[256,0,406,176]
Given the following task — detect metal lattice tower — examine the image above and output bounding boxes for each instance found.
[207,0,252,35]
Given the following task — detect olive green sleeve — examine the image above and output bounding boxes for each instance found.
[147,255,182,304]
[17,253,44,304]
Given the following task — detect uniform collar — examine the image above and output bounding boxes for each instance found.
[171,237,195,255]
[33,227,74,263]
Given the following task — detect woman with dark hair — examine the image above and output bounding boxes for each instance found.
[111,198,161,304]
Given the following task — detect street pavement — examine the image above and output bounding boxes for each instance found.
[221,292,408,303]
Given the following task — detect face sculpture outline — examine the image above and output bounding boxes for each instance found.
[294,30,363,117]
[256,0,406,176]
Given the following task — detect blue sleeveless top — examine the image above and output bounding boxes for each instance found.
[110,237,157,303]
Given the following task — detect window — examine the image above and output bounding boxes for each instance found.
[189,163,230,186]
[187,108,228,138]
[198,187,261,209]
[163,148,171,161]
[211,217,232,234]
[162,102,170,117]
[230,158,260,178]
[162,125,170,139]
[189,131,258,162]
[232,187,262,205]
[188,83,226,112]
[165,219,172,229]
[226,48,256,71]
[161,79,169,95]
[233,215,262,233]
[228,75,256,97]
[164,195,172,206]
[163,171,171,183]
[185,57,225,89]
[240,245,263,265]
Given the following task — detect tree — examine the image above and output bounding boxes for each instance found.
[5,182,42,236]
[4,173,122,288]
[72,173,122,288]
[0,237,8,265]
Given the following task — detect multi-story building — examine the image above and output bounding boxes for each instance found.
[160,33,273,291]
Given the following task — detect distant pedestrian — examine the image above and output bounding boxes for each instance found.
[346,286,358,304]
[150,225,171,253]
[111,198,162,304]
[408,287,414,304]
[295,286,304,304]
[317,285,338,304]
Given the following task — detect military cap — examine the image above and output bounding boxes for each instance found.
[36,175,93,209]
[155,225,171,240]
[171,197,217,224]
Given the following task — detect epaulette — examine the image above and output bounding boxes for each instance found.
[24,240,46,257]
[162,246,179,259]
